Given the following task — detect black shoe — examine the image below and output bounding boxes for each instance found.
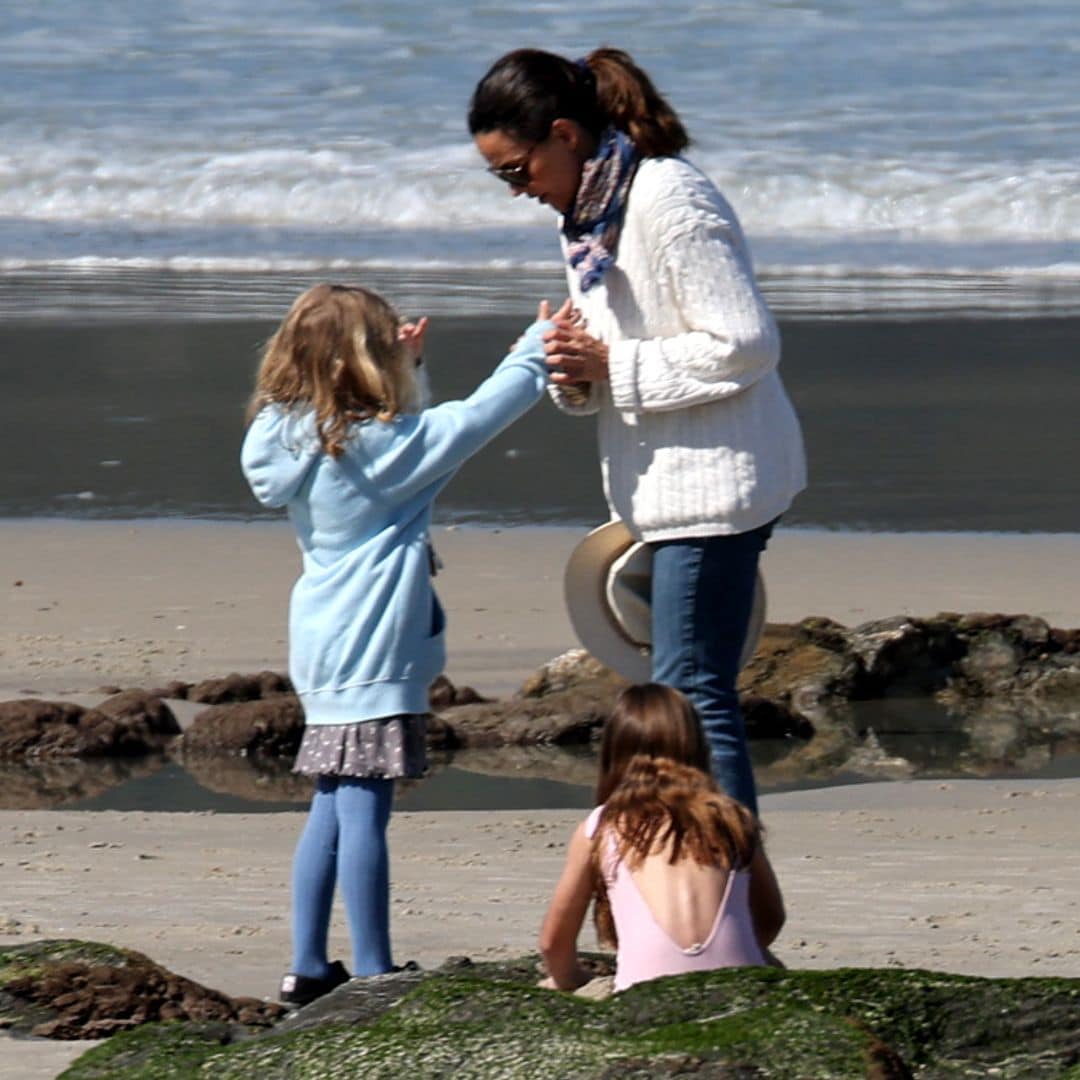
[279,960,350,1007]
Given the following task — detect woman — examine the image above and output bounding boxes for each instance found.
[469,48,806,816]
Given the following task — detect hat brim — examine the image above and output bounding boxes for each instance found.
[563,521,767,683]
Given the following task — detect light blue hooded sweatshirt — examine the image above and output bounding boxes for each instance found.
[241,319,551,725]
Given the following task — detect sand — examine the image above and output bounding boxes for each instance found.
[1,780,1077,1079]
[4,520,1080,701]
[1,521,1079,1077]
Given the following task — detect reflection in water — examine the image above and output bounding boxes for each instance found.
[0,757,165,810]
[4,700,1077,812]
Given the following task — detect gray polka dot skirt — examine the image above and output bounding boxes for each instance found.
[292,715,428,780]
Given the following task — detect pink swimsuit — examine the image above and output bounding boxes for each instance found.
[585,805,765,991]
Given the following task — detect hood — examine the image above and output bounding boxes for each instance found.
[241,407,322,509]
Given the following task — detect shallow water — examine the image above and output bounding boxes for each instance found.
[6,698,1075,813]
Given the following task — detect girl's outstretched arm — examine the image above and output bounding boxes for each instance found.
[538,820,594,991]
[748,844,786,950]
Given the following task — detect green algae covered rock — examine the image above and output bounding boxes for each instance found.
[58,959,1079,1079]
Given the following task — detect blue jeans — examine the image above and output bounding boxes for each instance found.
[649,521,774,817]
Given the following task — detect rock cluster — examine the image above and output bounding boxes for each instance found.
[16,940,1076,1079]
[0,692,179,761]
[741,613,1080,716]
[2,613,1077,779]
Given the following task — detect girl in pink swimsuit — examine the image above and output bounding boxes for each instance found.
[540,684,785,992]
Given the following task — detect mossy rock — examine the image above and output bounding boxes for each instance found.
[60,962,1080,1079]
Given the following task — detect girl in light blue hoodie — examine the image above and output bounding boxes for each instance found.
[242,283,555,1006]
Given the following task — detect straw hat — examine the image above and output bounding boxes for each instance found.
[563,520,766,683]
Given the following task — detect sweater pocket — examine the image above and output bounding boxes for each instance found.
[429,594,446,638]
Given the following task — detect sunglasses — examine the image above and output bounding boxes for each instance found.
[486,140,541,188]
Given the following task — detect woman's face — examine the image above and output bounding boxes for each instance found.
[474,119,593,215]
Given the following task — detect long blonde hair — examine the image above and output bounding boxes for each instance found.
[246,283,421,458]
[591,686,760,948]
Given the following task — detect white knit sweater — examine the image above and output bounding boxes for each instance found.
[552,155,806,541]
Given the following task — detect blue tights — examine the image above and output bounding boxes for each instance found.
[290,775,394,978]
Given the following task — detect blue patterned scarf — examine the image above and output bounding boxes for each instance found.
[561,127,641,293]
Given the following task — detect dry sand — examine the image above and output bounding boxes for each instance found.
[4,520,1080,700]
[1,521,1079,1077]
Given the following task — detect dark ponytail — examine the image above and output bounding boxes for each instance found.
[468,47,690,158]
[585,48,690,157]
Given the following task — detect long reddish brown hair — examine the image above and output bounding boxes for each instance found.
[590,685,760,948]
[246,283,421,458]
[596,683,710,803]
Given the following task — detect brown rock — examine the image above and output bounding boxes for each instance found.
[517,649,625,699]
[188,671,293,705]
[96,690,181,735]
[427,650,625,749]
[741,694,814,739]
[144,679,193,700]
[738,623,861,715]
[182,697,305,757]
[0,699,176,761]
[428,674,489,709]
[0,940,283,1039]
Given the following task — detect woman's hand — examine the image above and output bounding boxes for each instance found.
[398,316,429,364]
[543,311,609,385]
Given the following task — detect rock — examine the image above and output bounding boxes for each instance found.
[847,616,962,696]
[424,650,625,749]
[0,939,283,1040]
[740,694,814,739]
[95,691,181,736]
[428,674,489,709]
[181,698,305,758]
[59,955,1080,1079]
[428,697,607,749]
[0,700,177,761]
[738,623,862,715]
[518,649,625,699]
[144,680,192,700]
[187,671,293,705]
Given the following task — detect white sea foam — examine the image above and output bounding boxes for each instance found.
[0,0,1076,283]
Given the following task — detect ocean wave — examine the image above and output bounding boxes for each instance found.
[3,139,1078,247]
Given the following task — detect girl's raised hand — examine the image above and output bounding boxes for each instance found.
[398,316,429,363]
[537,298,577,324]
